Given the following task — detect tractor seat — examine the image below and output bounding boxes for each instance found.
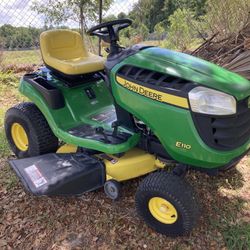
[40,29,105,75]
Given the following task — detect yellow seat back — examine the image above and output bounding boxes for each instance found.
[40,29,89,61]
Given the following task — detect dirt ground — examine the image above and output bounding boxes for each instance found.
[0,74,250,250]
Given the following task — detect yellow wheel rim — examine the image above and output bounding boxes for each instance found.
[148,197,178,224]
[11,123,29,151]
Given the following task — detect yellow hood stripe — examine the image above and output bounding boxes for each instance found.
[116,76,189,109]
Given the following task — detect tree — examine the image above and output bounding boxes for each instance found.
[117,12,127,19]
[164,8,199,51]
[137,23,149,40]
[201,0,249,40]
[166,0,207,18]
[102,14,116,23]
[129,0,166,33]
[31,0,113,36]
[128,0,207,32]
[154,22,165,41]
[0,24,42,49]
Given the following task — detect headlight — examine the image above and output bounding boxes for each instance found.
[188,86,236,115]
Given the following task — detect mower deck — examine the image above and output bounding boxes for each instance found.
[9,148,163,196]
[9,153,105,196]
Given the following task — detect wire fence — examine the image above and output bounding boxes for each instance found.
[2,0,247,73]
[0,0,138,69]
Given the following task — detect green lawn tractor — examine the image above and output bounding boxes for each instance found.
[4,19,250,236]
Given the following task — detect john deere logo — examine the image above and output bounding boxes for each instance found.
[248,97,250,108]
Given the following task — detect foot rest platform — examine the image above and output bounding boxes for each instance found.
[68,124,131,144]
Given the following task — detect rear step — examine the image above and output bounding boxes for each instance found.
[9,153,105,196]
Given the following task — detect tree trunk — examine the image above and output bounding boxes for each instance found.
[79,5,84,37]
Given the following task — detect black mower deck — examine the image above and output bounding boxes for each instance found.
[9,153,105,196]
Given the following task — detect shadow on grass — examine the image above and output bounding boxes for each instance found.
[189,164,249,250]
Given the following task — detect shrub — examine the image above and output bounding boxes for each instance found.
[163,8,199,51]
[0,71,18,87]
[201,0,250,40]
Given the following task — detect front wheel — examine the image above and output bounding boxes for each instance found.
[135,171,200,236]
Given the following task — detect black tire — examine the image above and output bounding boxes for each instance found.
[135,171,200,236]
[5,102,58,158]
[104,180,121,200]
[221,161,240,172]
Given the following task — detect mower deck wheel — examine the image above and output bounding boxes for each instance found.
[5,102,58,158]
[104,180,121,200]
[135,171,200,236]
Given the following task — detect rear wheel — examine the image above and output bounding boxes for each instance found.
[5,102,58,158]
[135,171,200,236]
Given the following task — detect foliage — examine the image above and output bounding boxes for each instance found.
[163,8,199,51]
[0,25,41,49]
[102,14,116,23]
[129,0,166,33]
[117,12,127,19]
[135,24,149,40]
[129,0,207,33]
[0,71,18,86]
[31,0,113,35]
[201,0,250,40]
[154,22,165,40]
[0,38,4,65]
[164,0,207,18]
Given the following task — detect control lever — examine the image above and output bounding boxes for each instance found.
[95,127,110,143]
[112,121,120,137]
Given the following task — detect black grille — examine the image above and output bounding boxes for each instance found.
[193,97,250,150]
[117,65,195,92]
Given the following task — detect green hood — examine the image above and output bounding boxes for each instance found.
[125,47,250,100]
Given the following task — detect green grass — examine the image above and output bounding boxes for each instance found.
[208,193,250,250]
[0,128,10,158]
[223,222,250,250]
[0,71,19,86]
[0,160,18,190]
[0,71,17,157]
[1,50,42,66]
[0,108,5,127]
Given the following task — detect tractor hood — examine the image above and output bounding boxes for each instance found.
[127,47,250,100]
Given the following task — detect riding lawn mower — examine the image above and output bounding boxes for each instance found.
[4,19,250,236]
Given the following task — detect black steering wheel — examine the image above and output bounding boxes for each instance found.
[87,19,132,45]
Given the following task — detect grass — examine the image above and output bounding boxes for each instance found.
[209,197,250,250]
[223,222,250,250]
[0,71,18,158]
[0,70,250,249]
[1,50,42,66]
[0,162,18,190]
[0,128,10,158]
[0,71,19,86]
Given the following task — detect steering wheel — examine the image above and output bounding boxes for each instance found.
[87,19,132,44]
